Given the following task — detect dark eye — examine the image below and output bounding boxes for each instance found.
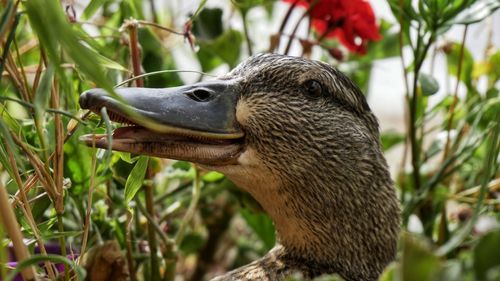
[304,80,323,98]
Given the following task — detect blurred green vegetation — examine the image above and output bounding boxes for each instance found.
[0,0,499,280]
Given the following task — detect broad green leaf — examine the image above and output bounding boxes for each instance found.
[381,130,405,151]
[401,233,441,281]
[379,262,398,281]
[209,29,243,68]
[196,28,243,70]
[419,73,440,96]
[93,51,128,72]
[192,8,224,40]
[179,233,205,255]
[197,46,224,72]
[115,151,134,164]
[474,229,500,280]
[240,209,276,251]
[203,171,225,182]
[124,156,149,202]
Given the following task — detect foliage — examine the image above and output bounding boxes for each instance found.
[0,0,498,281]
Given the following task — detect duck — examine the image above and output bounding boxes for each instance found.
[79,53,400,281]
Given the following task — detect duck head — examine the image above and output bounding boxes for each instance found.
[79,53,400,281]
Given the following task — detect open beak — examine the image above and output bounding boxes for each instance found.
[79,80,244,165]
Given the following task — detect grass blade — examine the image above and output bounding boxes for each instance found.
[124,156,149,203]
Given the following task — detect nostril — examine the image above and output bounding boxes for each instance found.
[186,89,213,102]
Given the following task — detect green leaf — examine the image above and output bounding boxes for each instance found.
[381,130,405,151]
[179,233,205,255]
[198,29,243,69]
[240,209,276,251]
[34,64,54,118]
[82,0,107,20]
[401,234,441,281]
[446,42,474,88]
[203,171,225,183]
[452,0,500,25]
[4,254,86,281]
[0,0,14,36]
[474,229,500,280]
[192,8,224,40]
[419,73,440,96]
[25,0,114,92]
[124,156,149,202]
[378,262,398,281]
[93,51,128,72]
[488,51,500,82]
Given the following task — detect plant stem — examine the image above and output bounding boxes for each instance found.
[145,182,161,280]
[283,0,319,55]
[127,19,143,87]
[396,0,411,192]
[241,12,253,56]
[0,180,37,281]
[57,214,69,281]
[125,210,138,281]
[136,20,184,35]
[283,11,309,54]
[409,30,434,192]
[4,139,56,279]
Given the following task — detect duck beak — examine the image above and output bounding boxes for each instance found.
[78,80,244,165]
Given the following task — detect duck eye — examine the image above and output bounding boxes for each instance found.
[304,80,323,98]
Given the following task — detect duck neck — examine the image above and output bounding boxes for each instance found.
[232,160,400,281]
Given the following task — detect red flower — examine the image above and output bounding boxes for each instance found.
[283,0,381,54]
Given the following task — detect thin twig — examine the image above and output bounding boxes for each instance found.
[283,0,320,55]
[270,0,300,52]
[114,70,215,88]
[136,20,184,36]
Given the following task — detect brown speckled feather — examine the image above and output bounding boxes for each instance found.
[206,54,399,281]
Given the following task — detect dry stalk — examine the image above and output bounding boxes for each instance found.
[10,131,58,200]
[0,179,37,281]
[4,139,56,279]
[51,81,65,214]
[11,111,89,206]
